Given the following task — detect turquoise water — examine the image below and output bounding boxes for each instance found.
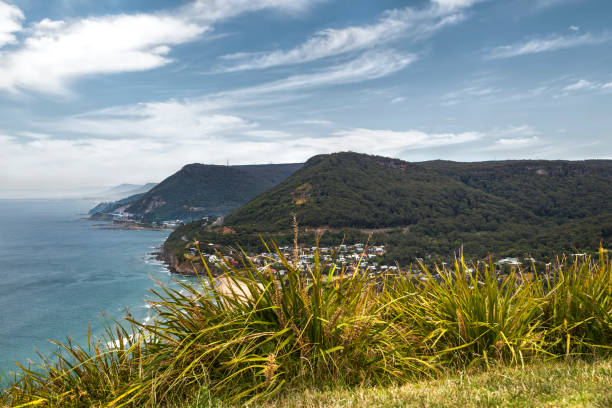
[0,199,180,376]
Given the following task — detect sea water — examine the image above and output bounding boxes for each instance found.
[0,199,184,376]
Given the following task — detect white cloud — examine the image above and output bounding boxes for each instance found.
[0,0,321,94]
[438,85,499,106]
[563,79,595,91]
[2,126,480,194]
[0,14,206,94]
[243,129,293,139]
[486,32,609,59]
[559,78,612,93]
[0,0,23,47]
[431,0,483,11]
[56,100,254,139]
[233,50,416,95]
[570,25,580,31]
[331,127,483,154]
[533,0,580,9]
[182,0,321,21]
[495,136,539,147]
[217,1,469,72]
[473,126,543,152]
[45,50,414,149]
[442,86,497,100]
[294,119,334,126]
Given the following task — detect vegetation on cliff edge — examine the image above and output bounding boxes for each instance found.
[2,238,610,407]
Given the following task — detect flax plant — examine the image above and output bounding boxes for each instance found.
[385,255,549,369]
[542,247,612,356]
[129,235,421,405]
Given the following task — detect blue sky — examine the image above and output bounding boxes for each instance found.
[0,0,610,197]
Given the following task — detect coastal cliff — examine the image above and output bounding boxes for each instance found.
[156,245,205,276]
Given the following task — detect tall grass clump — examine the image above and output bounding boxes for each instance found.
[543,247,612,356]
[0,322,149,407]
[385,248,611,369]
[384,256,548,368]
[131,236,425,405]
[1,235,610,407]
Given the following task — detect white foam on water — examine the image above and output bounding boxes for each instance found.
[106,333,137,348]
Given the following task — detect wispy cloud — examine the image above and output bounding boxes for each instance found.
[55,100,254,140]
[533,0,582,10]
[182,0,323,22]
[490,125,540,137]
[293,119,334,126]
[0,0,321,94]
[235,50,416,94]
[486,32,609,59]
[216,0,474,72]
[559,78,612,94]
[476,125,543,152]
[332,127,483,154]
[440,86,498,106]
[431,0,483,11]
[0,1,23,47]
[563,79,596,91]
[49,50,415,143]
[495,136,539,147]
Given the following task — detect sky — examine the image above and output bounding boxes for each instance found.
[0,0,611,197]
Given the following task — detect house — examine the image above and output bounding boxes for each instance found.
[497,257,520,266]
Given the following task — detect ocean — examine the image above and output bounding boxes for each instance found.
[0,199,181,376]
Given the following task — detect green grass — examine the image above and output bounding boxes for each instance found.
[1,236,610,407]
[260,359,612,408]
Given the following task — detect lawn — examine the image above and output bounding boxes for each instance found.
[257,359,612,408]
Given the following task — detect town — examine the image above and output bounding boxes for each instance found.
[188,241,395,277]
[184,241,570,282]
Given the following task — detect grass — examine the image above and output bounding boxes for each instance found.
[1,228,610,407]
[260,359,612,408]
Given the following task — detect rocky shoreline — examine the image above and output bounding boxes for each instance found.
[154,245,206,276]
[90,220,172,231]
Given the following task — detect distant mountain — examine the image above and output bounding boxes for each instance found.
[88,183,157,218]
[120,163,303,222]
[164,152,611,266]
[98,183,157,200]
[88,192,147,217]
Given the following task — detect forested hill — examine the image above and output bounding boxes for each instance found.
[223,152,538,230]
[224,153,612,230]
[165,152,611,263]
[420,159,612,223]
[123,163,303,222]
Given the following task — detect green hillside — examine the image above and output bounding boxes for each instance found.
[420,159,612,222]
[166,152,611,263]
[223,152,535,230]
[124,163,302,222]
